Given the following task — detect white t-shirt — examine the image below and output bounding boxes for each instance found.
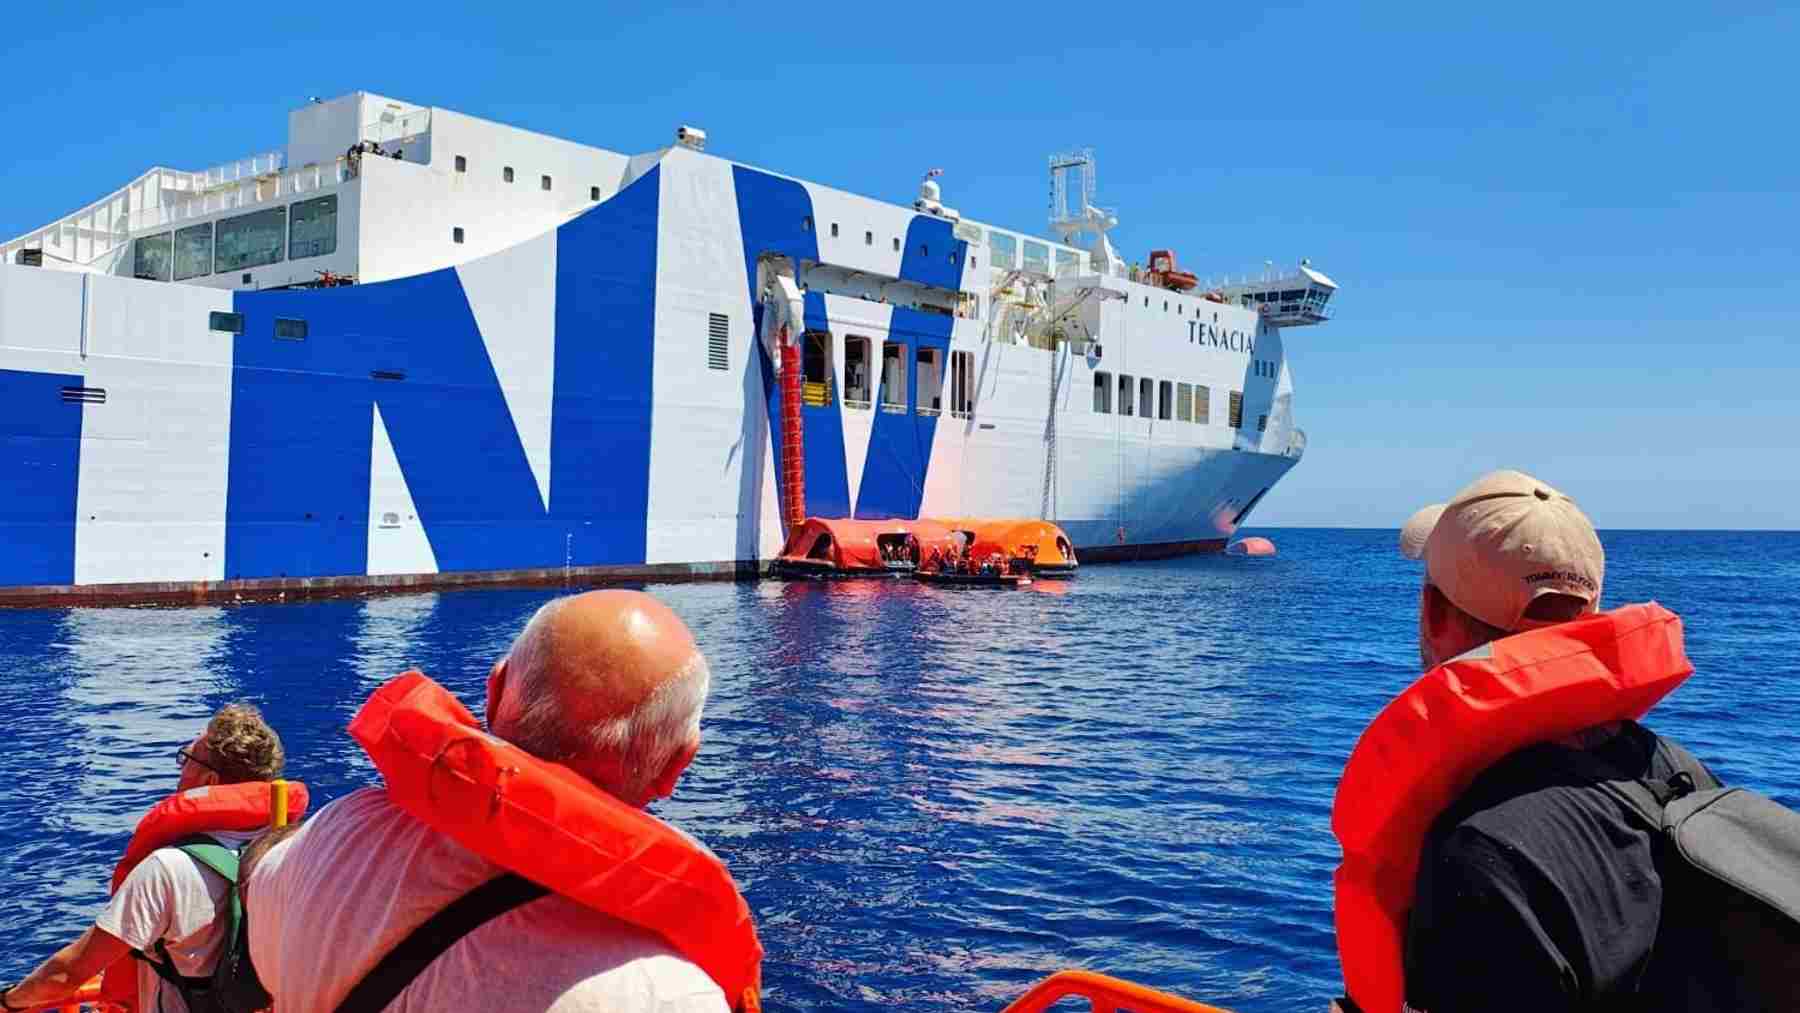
[247,788,728,1013]
[95,832,256,1013]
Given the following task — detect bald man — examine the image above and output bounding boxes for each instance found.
[246,591,728,1013]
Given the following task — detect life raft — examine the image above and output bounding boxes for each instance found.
[100,779,310,1007]
[1331,602,1693,1013]
[349,671,763,1012]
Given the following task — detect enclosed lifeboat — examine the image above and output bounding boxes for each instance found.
[771,517,958,579]
[929,518,1079,578]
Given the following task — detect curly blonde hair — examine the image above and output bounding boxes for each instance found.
[202,702,285,783]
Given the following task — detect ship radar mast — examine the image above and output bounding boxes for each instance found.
[1049,149,1124,276]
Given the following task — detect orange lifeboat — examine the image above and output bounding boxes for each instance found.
[771,517,958,579]
[1145,249,1199,292]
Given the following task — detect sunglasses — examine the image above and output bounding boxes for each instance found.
[177,747,218,773]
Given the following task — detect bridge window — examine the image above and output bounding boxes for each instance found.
[879,341,907,413]
[1176,382,1193,421]
[133,232,172,282]
[1056,249,1082,275]
[1118,374,1134,416]
[173,223,213,281]
[1139,377,1154,418]
[988,232,1017,270]
[216,206,287,274]
[916,347,943,415]
[1195,384,1211,424]
[1022,240,1050,275]
[844,335,872,406]
[802,331,834,407]
[707,313,729,371]
[1158,380,1173,420]
[1093,372,1112,413]
[289,194,337,260]
[950,351,974,418]
[1229,389,1244,428]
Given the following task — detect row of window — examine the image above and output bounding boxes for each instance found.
[796,331,974,417]
[987,231,1083,275]
[1143,292,1232,321]
[452,155,602,202]
[133,196,338,283]
[1093,372,1249,429]
[802,216,969,267]
[794,219,1085,278]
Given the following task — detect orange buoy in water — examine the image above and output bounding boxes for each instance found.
[1227,537,1276,557]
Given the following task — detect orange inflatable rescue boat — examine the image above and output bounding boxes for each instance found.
[930,518,1078,577]
[1331,603,1692,1013]
[351,671,764,1011]
[771,517,957,578]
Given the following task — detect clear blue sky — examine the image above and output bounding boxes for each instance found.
[3,3,1794,528]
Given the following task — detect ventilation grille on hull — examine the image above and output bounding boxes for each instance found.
[707,313,729,371]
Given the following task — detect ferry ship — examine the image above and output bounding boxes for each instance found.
[0,92,1335,605]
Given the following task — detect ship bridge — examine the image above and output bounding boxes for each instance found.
[1217,262,1336,327]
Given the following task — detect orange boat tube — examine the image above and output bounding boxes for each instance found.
[931,518,1079,577]
[771,517,958,578]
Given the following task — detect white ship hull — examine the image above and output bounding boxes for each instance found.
[0,96,1311,605]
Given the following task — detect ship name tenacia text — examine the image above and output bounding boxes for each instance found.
[1188,320,1256,354]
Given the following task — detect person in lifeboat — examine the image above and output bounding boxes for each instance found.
[245,590,752,1013]
[1,705,288,1013]
[1332,471,1728,1013]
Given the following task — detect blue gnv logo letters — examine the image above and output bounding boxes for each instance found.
[1187,320,1255,354]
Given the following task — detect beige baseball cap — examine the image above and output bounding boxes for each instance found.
[1398,470,1604,631]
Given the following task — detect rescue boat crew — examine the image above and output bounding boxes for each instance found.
[1332,471,1727,1013]
[1,705,288,1013]
[247,590,751,1012]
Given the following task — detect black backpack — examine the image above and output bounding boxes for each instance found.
[1601,757,1800,1011]
[135,836,272,1013]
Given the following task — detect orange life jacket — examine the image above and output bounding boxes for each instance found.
[100,779,311,1008]
[349,671,764,1012]
[1331,602,1693,1013]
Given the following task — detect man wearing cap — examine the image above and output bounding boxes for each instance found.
[1389,470,1721,1012]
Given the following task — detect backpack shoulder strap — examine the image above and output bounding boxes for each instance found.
[132,836,246,991]
[332,873,550,1013]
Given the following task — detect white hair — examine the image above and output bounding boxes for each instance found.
[497,597,710,799]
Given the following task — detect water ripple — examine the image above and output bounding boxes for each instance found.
[1,530,1796,1011]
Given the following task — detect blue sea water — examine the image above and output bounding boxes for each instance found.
[1,529,1796,1012]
